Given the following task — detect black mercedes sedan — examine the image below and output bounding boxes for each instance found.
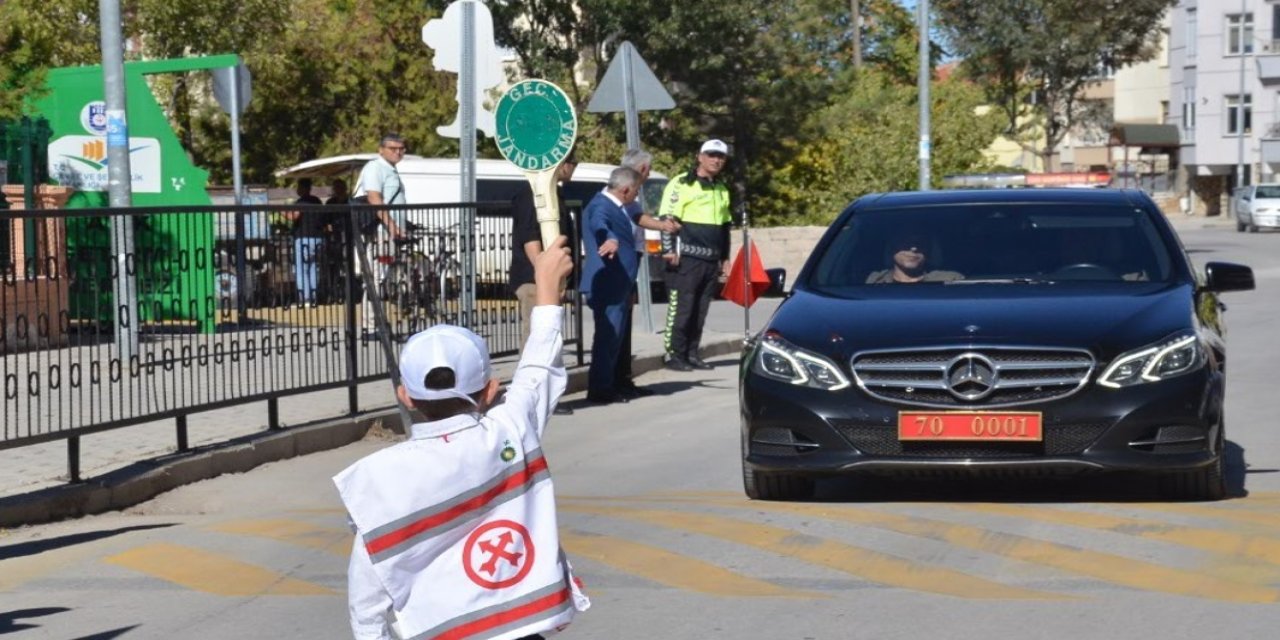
[740,188,1255,501]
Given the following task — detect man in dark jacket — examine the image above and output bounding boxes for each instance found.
[579,167,643,404]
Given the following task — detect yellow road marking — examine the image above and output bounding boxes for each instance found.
[951,503,1280,574]
[103,543,334,596]
[1130,503,1280,530]
[287,508,348,516]
[561,503,1059,600]
[213,519,353,556]
[561,530,819,599]
[692,498,1280,604]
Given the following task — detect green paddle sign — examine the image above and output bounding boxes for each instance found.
[495,79,578,250]
[495,79,577,170]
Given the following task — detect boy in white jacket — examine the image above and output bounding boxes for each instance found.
[335,236,588,640]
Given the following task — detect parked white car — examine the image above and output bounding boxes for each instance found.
[1231,184,1280,232]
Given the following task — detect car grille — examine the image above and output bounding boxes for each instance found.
[850,347,1094,408]
[832,421,1110,458]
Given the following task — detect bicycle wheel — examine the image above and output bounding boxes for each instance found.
[380,263,407,306]
[433,258,463,325]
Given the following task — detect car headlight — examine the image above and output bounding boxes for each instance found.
[752,332,850,390]
[1097,333,1203,388]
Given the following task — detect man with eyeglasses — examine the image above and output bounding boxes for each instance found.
[354,133,410,337]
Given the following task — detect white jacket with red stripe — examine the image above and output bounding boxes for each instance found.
[334,306,589,640]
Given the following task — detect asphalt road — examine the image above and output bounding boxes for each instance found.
[3,224,1280,640]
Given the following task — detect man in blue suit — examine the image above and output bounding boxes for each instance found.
[580,167,644,404]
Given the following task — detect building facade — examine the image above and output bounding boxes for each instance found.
[1170,0,1280,215]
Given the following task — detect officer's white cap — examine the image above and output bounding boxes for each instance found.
[399,325,492,403]
[699,139,730,156]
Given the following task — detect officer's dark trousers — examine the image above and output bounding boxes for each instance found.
[664,257,719,360]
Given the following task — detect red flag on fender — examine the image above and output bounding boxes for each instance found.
[721,240,770,308]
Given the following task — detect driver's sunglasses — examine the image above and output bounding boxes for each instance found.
[704,152,727,159]
[383,145,407,153]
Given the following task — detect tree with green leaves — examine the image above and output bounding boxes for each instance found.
[761,69,1003,225]
[933,0,1174,170]
[3,0,1003,219]
[0,0,105,120]
[486,0,915,214]
[141,0,460,183]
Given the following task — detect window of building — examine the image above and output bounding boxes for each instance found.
[1228,13,1255,55]
[1089,62,1116,80]
[1273,5,1280,51]
[1226,94,1253,135]
[1160,100,1169,124]
[1186,8,1196,62]
[1182,87,1196,133]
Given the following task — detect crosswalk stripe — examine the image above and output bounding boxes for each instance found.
[950,503,1280,572]
[103,543,335,596]
[560,530,820,599]
[1129,503,1280,530]
[561,503,1060,600]
[694,498,1280,604]
[212,519,353,556]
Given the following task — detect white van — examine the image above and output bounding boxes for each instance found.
[276,154,670,295]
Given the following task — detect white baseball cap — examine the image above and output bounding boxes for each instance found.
[398,325,492,403]
[699,139,730,156]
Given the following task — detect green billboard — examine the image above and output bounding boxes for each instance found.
[31,55,242,334]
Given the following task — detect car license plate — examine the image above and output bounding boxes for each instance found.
[898,411,1043,442]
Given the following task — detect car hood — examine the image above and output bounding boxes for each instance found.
[1252,197,1280,210]
[770,284,1196,359]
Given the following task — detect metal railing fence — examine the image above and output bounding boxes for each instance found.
[1,201,583,481]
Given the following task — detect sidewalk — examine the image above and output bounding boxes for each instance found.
[1162,210,1237,231]
[0,298,778,526]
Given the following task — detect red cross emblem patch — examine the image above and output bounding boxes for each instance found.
[463,519,535,589]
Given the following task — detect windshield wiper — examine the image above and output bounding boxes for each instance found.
[945,278,1054,285]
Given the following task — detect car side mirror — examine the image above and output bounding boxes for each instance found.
[1204,261,1254,292]
[765,268,787,297]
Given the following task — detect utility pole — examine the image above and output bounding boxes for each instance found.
[917,0,931,190]
[460,0,477,328]
[1237,0,1249,190]
[851,0,862,69]
[99,0,138,359]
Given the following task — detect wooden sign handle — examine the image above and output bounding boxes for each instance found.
[527,168,562,251]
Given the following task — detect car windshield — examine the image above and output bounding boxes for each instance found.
[1255,185,1280,198]
[806,203,1177,291]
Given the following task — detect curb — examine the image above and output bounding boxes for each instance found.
[0,336,744,528]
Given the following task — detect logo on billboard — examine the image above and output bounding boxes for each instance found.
[80,101,108,136]
[48,135,162,193]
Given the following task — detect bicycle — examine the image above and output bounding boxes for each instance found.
[377,225,462,335]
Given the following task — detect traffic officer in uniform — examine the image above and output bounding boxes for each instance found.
[658,139,733,371]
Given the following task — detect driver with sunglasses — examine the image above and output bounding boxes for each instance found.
[866,232,963,284]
